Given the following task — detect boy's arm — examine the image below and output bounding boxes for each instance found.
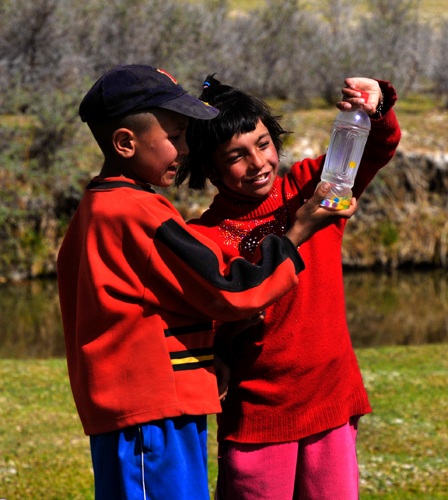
[147,184,355,322]
[150,217,302,322]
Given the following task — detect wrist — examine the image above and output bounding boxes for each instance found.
[284,229,303,249]
[370,90,385,119]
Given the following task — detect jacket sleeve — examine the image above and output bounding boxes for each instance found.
[141,199,305,322]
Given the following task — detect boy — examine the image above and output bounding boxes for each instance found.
[57,64,357,500]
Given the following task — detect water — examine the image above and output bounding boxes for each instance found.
[1,271,447,359]
[0,279,65,358]
[344,270,448,348]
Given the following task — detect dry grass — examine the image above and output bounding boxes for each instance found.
[269,93,448,160]
[185,0,448,22]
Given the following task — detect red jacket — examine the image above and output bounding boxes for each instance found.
[57,177,304,435]
[188,81,401,443]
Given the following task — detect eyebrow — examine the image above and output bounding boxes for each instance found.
[221,132,271,157]
[175,121,188,130]
[168,121,188,133]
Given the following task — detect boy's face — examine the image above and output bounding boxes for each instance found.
[131,109,189,187]
[211,120,279,198]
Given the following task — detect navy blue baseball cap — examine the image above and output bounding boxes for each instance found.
[79,64,219,122]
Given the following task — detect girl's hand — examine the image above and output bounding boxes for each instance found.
[286,182,358,247]
[337,77,382,116]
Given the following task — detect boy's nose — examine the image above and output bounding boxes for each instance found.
[179,137,189,157]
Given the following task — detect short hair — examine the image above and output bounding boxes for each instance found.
[176,74,288,190]
[87,111,157,157]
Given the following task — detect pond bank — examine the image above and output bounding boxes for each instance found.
[1,270,447,359]
[3,147,448,282]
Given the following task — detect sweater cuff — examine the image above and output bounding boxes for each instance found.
[370,80,397,121]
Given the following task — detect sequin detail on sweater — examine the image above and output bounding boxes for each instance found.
[219,205,289,254]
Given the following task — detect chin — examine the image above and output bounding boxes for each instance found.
[254,185,275,198]
[160,177,175,187]
[245,189,271,199]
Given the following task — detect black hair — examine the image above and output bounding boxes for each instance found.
[175,74,289,190]
[87,111,157,157]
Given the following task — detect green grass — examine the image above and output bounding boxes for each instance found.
[356,346,448,499]
[0,360,93,500]
[1,345,447,499]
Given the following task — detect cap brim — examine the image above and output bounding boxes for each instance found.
[158,93,219,120]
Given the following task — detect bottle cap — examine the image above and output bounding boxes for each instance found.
[355,89,369,103]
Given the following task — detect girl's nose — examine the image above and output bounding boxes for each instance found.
[250,150,265,169]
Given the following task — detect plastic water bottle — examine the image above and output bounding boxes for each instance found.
[320,91,371,210]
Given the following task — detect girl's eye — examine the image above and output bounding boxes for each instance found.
[260,141,270,149]
[228,154,242,163]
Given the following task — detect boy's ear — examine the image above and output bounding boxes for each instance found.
[112,128,136,158]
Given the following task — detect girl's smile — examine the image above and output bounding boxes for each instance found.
[212,120,279,198]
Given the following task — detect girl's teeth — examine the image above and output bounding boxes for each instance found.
[254,173,267,181]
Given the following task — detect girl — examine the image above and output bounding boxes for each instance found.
[177,75,401,499]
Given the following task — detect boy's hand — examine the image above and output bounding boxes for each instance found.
[234,310,266,334]
[337,77,382,116]
[214,355,230,401]
[286,182,357,247]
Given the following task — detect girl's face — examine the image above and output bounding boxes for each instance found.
[211,120,279,198]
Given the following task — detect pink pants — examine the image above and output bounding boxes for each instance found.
[215,416,360,500]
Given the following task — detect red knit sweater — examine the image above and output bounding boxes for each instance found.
[188,81,401,443]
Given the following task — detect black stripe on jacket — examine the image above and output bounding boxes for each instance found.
[170,347,214,372]
[164,322,213,338]
[86,180,155,193]
[155,219,304,292]
[86,179,304,291]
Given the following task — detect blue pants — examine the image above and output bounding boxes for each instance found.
[90,415,209,500]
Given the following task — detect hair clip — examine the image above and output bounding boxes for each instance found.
[203,81,211,89]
